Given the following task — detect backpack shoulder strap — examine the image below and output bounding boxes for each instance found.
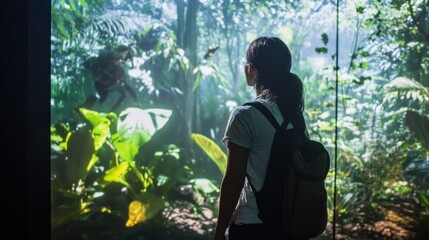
[243,101,283,194]
[243,101,285,130]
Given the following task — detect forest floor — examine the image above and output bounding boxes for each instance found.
[52,198,429,239]
[322,198,429,240]
[161,198,429,240]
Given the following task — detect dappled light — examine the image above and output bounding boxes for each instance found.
[51,0,428,239]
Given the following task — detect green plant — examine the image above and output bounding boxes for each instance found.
[191,133,227,175]
[51,106,208,236]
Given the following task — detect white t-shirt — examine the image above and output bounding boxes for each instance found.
[222,96,294,225]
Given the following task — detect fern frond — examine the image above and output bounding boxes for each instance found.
[385,77,429,97]
[85,10,151,37]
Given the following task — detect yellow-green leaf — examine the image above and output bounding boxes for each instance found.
[65,128,95,187]
[191,133,227,174]
[130,162,153,190]
[104,162,130,182]
[86,154,99,172]
[126,200,146,227]
[79,108,114,151]
[126,195,165,227]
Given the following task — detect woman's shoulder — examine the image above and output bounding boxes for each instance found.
[229,98,277,119]
[229,104,253,118]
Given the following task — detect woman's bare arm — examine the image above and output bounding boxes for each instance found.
[213,142,249,240]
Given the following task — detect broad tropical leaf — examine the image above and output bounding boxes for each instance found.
[80,108,115,151]
[103,162,130,182]
[125,194,165,227]
[112,107,172,162]
[65,127,95,187]
[191,133,227,174]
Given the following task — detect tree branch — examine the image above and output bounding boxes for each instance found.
[407,0,429,45]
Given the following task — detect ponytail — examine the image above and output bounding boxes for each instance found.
[247,37,306,133]
[273,72,306,133]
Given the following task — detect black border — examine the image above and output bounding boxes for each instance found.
[27,0,51,238]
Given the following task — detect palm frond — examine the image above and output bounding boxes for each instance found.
[385,77,429,97]
[85,10,152,38]
[384,77,429,104]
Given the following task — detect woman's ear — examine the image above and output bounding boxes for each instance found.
[246,64,257,86]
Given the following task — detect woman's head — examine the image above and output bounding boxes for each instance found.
[245,37,305,127]
[246,37,292,76]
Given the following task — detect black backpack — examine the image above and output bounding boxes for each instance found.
[243,101,330,238]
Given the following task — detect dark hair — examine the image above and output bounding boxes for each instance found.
[247,36,305,132]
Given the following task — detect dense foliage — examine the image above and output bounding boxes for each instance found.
[51,0,429,239]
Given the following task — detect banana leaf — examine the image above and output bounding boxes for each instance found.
[191,133,227,174]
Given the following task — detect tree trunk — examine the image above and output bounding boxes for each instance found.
[176,0,185,47]
[176,0,199,159]
[185,0,199,146]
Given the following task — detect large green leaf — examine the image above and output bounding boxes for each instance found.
[102,162,135,191]
[103,162,130,182]
[126,193,166,227]
[112,107,172,162]
[405,111,429,150]
[80,108,114,151]
[65,127,95,187]
[191,133,227,174]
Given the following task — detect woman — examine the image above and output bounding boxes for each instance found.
[213,37,307,240]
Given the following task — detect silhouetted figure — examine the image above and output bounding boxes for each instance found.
[80,45,141,112]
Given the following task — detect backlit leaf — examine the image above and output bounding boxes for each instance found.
[126,195,165,227]
[79,108,115,151]
[65,127,95,187]
[104,162,130,182]
[191,133,227,174]
[126,200,146,227]
[113,107,172,161]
